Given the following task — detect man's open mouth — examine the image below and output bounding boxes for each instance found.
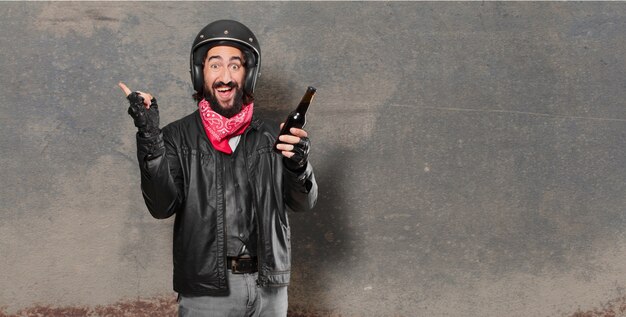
[214,86,233,99]
[213,82,237,100]
[216,86,233,92]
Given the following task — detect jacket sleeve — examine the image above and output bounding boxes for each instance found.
[136,129,184,219]
[283,162,318,212]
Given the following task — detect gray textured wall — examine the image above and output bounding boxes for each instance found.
[2,2,626,316]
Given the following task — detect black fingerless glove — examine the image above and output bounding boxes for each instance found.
[283,137,310,173]
[127,92,160,138]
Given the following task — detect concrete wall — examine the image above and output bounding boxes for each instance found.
[1,2,626,316]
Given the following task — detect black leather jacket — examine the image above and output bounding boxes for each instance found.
[135,110,318,296]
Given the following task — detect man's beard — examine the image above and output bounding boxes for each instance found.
[204,82,244,118]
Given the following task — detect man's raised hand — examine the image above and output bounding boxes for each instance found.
[118,82,154,109]
[118,82,160,136]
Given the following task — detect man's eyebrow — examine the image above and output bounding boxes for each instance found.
[207,55,223,62]
[207,55,243,62]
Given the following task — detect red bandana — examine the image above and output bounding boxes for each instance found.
[198,99,254,154]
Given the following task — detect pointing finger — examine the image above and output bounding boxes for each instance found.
[118,82,132,96]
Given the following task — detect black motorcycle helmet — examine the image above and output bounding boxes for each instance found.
[190,20,261,98]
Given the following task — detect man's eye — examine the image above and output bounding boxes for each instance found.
[230,64,240,71]
[209,64,220,70]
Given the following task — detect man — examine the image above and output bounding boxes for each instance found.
[118,20,318,316]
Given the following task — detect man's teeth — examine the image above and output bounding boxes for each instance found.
[217,87,232,92]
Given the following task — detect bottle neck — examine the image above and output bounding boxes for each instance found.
[296,90,315,113]
[296,101,310,114]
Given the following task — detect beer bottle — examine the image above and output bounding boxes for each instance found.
[274,86,316,153]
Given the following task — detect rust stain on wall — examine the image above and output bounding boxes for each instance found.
[0,296,177,317]
[0,298,349,317]
[3,296,626,317]
[568,296,626,317]
[287,306,344,317]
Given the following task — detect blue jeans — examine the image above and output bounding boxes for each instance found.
[178,271,288,317]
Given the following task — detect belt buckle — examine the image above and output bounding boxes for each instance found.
[232,257,256,274]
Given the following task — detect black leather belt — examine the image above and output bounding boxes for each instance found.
[227,256,258,274]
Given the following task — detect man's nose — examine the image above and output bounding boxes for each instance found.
[219,67,232,83]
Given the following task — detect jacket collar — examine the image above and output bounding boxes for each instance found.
[249,117,262,130]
